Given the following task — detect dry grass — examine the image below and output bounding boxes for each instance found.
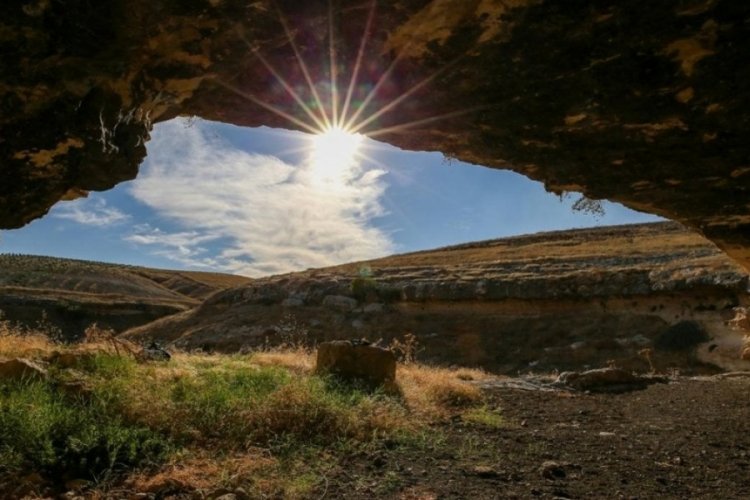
[123,452,277,495]
[0,330,54,359]
[321,222,720,270]
[251,347,315,373]
[398,364,491,417]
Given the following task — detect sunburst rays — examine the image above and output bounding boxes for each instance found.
[215,0,478,152]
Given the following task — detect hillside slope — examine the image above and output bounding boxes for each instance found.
[0,255,251,339]
[126,222,750,374]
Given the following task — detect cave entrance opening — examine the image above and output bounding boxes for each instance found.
[0,118,662,277]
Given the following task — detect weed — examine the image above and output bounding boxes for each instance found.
[462,406,507,428]
[389,333,420,364]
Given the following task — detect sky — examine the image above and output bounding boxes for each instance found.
[0,118,662,277]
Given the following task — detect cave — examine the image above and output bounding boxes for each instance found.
[1,0,749,272]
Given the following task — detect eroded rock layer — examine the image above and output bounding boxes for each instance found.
[1,1,750,269]
[125,223,750,374]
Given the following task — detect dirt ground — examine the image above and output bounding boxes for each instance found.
[322,375,750,499]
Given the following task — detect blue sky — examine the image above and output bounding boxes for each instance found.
[0,118,661,277]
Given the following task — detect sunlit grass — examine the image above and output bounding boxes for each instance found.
[0,326,494,496]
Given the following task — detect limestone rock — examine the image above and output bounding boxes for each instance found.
[315,340,396,387]
[322,295,358,312]
[0,358,47,381]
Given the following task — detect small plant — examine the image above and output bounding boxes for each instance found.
[638,347,656,373]
[462,406,506,429]
[571,195,605,218]
[83,323,140,358]
[389,333,420,364]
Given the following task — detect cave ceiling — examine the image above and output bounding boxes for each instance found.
[1,0,749,270]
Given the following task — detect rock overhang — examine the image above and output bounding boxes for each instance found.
[1,0,749,269]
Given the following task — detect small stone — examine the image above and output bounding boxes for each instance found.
[472,465,500,478]
[540,461,566,480]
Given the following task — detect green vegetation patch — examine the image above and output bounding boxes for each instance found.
[0,380,171,482]
[462,406,507,429]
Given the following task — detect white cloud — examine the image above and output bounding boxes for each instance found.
[123,225,222,268]
[127,119,393,277]
[52,198,130,226]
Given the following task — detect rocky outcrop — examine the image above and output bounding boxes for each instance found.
[126,223,750,374]
[1,1,749,270]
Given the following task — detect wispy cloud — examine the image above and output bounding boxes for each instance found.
[127,119,393,276]
[123,225,222,268]
[52,198,129,226]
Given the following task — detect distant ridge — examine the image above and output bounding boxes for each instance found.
[0,254,251,339]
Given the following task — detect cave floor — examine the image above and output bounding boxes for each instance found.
[323,375,750,499]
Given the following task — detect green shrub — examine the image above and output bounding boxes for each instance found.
[0,380,171,481]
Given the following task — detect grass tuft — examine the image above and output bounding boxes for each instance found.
[462,406,507,428]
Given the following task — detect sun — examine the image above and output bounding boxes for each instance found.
[309,126,363,181]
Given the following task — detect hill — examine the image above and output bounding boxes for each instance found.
[0,255,251,339]
[125,222,750,374]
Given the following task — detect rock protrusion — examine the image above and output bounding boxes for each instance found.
[315,340,396,388]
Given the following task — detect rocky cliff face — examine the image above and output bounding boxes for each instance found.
[126,223,750,374]
[1,1,750,269]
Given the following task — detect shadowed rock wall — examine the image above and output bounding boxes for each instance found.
[1,1,749,268]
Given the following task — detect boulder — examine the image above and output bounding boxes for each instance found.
[555,368,666,393]
[363,303,384,314]
[0,358,47,381]
[281,297,304,307]
[139,342,171,362]
[322,295,358,312]
[315,340,396,388]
